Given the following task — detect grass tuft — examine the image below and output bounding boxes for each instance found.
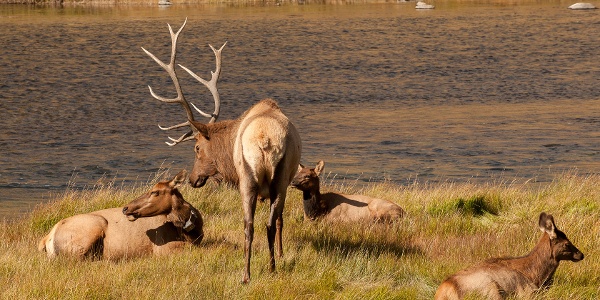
[429,194,501,217]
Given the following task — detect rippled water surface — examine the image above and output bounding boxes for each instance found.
[1,2,599,218]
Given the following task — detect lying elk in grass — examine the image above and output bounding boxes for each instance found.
[434,212,584,300]
[143,19,301,283]
[38,171,203,260]
[291,161,405,222]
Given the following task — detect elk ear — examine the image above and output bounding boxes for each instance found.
[190,120,210,140]
[297,164,304,174]
[170,170,188,189]
[539,212,557,240]
[314,160,325,176]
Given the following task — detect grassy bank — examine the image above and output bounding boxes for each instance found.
[1,171,598,299]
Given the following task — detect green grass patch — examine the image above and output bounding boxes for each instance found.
[428,194,501,217]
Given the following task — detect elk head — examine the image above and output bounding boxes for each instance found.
[291,161,327,220]
[291,160,325,193]
[143,18,226,188]
[539,212,584,262]
[123,170,188,225]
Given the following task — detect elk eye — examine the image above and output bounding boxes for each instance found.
[151,191,159,196]
[195,145,200,152]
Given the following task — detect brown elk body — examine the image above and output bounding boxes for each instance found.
[38,171,203,260]
[143,19,301,283]
[434,212,584,300]
[291,161,405,222]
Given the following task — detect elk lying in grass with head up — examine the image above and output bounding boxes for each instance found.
[434,212,584,300]
[291,160,405,222]
[143,19,301,283]
[38,171,203,260]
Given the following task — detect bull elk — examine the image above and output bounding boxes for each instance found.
[291,161,405,222]
[434,212,584,300]
[143,19,301,283]
[38,171,203,260]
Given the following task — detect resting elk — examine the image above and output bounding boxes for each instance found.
[291,161,405,222]
[434,212,584,300]
[143,19,301,283]
[38,170,203,260]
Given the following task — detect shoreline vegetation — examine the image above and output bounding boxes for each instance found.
[1,0,398,6]
[1,170,598,298]
[0,0,565,6]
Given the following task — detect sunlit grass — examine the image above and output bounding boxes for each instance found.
[1,171,598,299]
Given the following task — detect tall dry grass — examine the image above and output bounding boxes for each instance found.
[1,170,598,299]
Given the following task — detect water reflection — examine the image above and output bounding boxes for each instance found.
[0,2,598,219]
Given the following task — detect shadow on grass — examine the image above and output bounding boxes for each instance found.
[297,223,423,258]
[200,236,240,251]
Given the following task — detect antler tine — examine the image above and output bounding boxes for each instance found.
[179,41,227,124]
[158,121,191,131]
[143,18,198,146]
[165,131,196,146]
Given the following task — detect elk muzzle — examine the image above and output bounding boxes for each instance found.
[290,179,301,189]
[122,206,139,221]
[571,249,584,262]
[189,174,209,188]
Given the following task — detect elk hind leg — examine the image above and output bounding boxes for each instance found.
[53,215,107,260]
[275,214,283,258]
[240,180,258,284]
[267,181,288,271]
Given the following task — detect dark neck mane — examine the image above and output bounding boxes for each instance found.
[207,119,240,186]
[178,200,204,245]
[301,188,328,220]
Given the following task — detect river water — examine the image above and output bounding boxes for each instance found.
[0,1,598,219]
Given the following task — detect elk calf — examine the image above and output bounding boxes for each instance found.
[39,171,203,260]
[434,212,584,300]
[291,161,405,222]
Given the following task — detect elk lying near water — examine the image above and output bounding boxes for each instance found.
[38,171,203,260]
[434,212,584,300]
[290,161,405,222]
[143,19,301,283]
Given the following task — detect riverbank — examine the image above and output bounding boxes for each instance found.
[1,171,598,298]
[1,0,391,6]
[0,0,586,6]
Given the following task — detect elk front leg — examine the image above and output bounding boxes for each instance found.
[275,214,283,258]
[241,182,258,284]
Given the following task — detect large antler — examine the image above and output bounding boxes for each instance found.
[181,42,227,124]
[143,18,226,146]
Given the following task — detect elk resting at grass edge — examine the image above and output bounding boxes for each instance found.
[39,170,203,260]
[434,212,583,300]
[291,160,405,222]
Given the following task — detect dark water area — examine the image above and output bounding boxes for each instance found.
[0,1,599,219]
